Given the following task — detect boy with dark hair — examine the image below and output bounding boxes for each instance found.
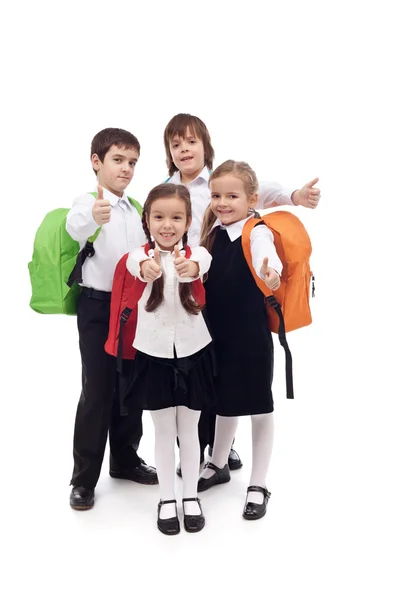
[67,128,157,510]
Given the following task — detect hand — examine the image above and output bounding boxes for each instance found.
[260,258,280,291]
[141,247,162,282]
[92,185,111,225]
[173,245,199,278]
[292,177,320,209]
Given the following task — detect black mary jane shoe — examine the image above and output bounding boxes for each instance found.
[197,462,231,492]
[242,485,271,521]
[209,446,243,471]
[157,499,180,535]
[182,497,205,533]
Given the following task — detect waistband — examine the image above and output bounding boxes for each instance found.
[81,287,112,301]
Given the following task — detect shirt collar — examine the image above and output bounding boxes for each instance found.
[148,240,185,257]
[97,186,129,208]
[168,165,210,186]
[211,215,254,242]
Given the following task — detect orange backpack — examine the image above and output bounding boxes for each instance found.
[242,211,314,399]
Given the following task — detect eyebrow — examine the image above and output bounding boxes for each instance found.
[112,153,137,162]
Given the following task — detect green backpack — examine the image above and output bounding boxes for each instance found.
[28,192,142,316]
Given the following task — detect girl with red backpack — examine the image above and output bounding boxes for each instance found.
[121,182,216,535]
[198,160,283,521]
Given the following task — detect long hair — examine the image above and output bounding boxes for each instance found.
[201,160,259,253]
[163,113,215,177]
[141,183,204,315]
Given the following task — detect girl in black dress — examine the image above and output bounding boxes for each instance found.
[198,160,282,520]
[124,183,216,535]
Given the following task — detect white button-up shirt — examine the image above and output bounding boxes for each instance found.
[168,166,295,247]
[126,245,212,359]
[66,188,145,292]
[212,216,283,277]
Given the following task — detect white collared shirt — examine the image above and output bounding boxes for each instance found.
[126,244,212,358]
[66,188,145,292]
[212,216,283,277]
[167,166,295,247]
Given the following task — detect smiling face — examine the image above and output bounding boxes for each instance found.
[146,195,192,251]
[91,144,139,197]
[169,127,205,184]
[210,174,258,226]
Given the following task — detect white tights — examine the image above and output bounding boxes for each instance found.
[200,413,275,504]
[151,406,201,519]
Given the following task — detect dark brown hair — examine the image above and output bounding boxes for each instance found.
[142,183,204,315]
[201,160,259,253]
[163,113,215,177]
[90,128,140,175]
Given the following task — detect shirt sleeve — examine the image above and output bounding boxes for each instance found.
[257,181,296,209]
[66,193,99,241]
[250,224,282,277]
[177,246,212,283]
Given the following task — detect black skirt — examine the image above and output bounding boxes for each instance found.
[122,344,217,412]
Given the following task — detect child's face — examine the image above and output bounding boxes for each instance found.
[91,144,139,196]
[146,196,192,251]
[210,175,257,226]
[169,128,205,183]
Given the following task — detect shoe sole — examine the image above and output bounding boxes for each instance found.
[157,525,181,535]
[242,510,267,521]
[109,471,158,485]
[70,503,94,511]
[197,477,231,493]
[184,521,205,533]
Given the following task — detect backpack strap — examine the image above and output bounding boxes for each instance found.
[242,217,294,399]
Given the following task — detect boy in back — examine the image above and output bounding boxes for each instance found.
[66,128,157,510]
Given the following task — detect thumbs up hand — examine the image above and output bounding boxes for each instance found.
[292,177,320,209]
[261,257,280,291]
[92,185,111,225]
[140,247,162,282]
[173,245,199,278]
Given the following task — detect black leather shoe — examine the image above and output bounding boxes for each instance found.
[176,453,205,478]
[242,485,271,520]
[110,459,158,485]
[197,462,230,492]
[157,499,180,535]
[182,497,205,533]
[70,486,95,510]
[209,446,243,470]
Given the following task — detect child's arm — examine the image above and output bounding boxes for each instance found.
[257,178,320,210]
[174,246,212,282]
[127,247,162,282]
[250,225,282,286]
[66,193,100,242]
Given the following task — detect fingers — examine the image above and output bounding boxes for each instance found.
[97,184,104,200]
[306,177,319,188]
[154,247,161,265]
[264,268,280,291]
[142,258,161,281]
[174,245,181,259]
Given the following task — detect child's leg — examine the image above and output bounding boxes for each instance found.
[201,415,239,479]
[248,413,274,503]
[176,406,202,515]
[150,408,177,519]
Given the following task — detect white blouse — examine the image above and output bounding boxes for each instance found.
[126,245,212,359]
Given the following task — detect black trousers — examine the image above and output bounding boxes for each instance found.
[70,291,143,488]
[198,405,216,456]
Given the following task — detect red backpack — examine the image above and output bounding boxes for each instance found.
[105,243,205,372]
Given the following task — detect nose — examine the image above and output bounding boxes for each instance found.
[163,218,173,229]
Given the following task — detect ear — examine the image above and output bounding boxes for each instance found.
[248,193,258,208]
[186,215,192,230]
[91,153,101,173]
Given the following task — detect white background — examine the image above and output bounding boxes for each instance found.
[1,1,399,598]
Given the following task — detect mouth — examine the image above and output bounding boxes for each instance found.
[218,210,233,216]
[180,156,193,163]
[119,176,130,180]
[160,233,175,239]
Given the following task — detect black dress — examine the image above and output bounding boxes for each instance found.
[204,228,274,416]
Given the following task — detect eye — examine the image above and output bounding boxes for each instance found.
[114,158,121,163]
[172,143,179,149]
[229,194,238,199]
[174,216,183,220]
[189,140,196,144]
[129,161,136,168]
[211,193,220,199]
